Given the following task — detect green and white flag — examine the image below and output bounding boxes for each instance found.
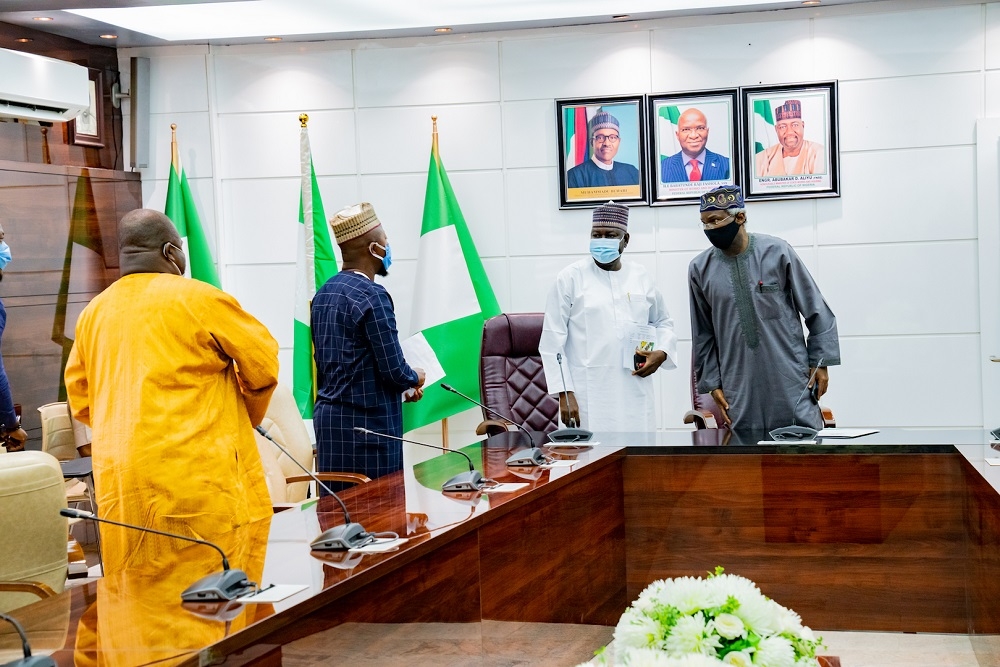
[165,125,220,288]
[403,123,501,432]
[293,116,339,418]
[658,104,681,159]
[752,99,778,155]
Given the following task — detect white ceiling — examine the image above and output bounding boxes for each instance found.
[0,0,888,47]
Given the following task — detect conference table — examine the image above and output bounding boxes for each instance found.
[2,428,999,666]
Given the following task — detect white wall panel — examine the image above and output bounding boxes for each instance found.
[987,70,1000,117]
[986,2,1000,71]
[655,205,709,254]
[228,264,296,348]
[817,241,979,336]
[213,51,354,114]
[655,199,815,254]
[482,257,511,314]
[501,99,558,169]
[832,335,982,427]
[651,19,813,91]
[150,55,208,114]
[355,42,500,108]
[839,73,981,152]
[379,259,417,338]
[144,111,212,180]
[501,32,651,101]
[277,348,293,390]
[448,170,508,258]
[358,173,426,260]
[814,6,982,81]
[357,104,502,174]
[818,146,976,245]
[142,176,218,258]
[508,255,584,312]
[223,178,299,264]
[217,110,356,179]
[655,250,703,342]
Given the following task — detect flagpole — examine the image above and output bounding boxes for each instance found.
[441,417,449,449]
[170,123,178,168]
[300,113,319,410]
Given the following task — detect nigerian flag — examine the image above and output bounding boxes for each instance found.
[657,104,682,159]
[403,121,501,432]
[293,115,339,418]
[752,99,778,155]
[165,124,220,288]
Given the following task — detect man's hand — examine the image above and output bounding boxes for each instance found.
[414,367,426,388]
[709,389,732,427]
[559,391,581,427]
[404,386,424,403]
[632,349,668,377]
[809,366,829,398]
[3,427,27,452]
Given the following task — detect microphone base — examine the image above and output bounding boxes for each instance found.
[180,569,255,602]
[442,470,484,493]
[768,425,819,441]
[3,657,56,667]
[505,448,546,467]
[310,522,375,551]
[547,427,593,443]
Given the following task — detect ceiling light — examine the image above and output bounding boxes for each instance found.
[801,0,821,4]
[32,16,54,21]
[264,36,282,41]
[612,14,630,20]
[434,27,452,33]
[100,34,118,39]
[15,38,32,43]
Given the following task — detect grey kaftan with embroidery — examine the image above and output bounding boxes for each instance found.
[688,233,840,433]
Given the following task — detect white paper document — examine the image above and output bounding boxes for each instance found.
[400,333,446,397]
[350,537,408,554]
[238,584,308,603]
[986,459,1000,467]
[816,428,879,439]
[622,324,656,370]
[483,483,529,494]
[541,460,578,468]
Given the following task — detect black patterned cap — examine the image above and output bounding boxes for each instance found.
[700,185,744,213]
[592,201,629,231]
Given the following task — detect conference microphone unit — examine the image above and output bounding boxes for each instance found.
[768,358,825,442]
[548,353,594,443]
[0,612,55,667]
[58,507,255,602]
[439,383,547,467]
[353,427,491,492]
[255,425,384,551]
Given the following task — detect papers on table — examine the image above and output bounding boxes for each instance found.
[816,428,879,439]
[238,584,308,603]
[350,537,408,554]
[541,460,577,468]
[400,333,446,398]
[483,483,529,494]
[986,459,1000,467]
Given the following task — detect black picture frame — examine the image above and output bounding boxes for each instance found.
[646,88,740,206]
[69,68,105,148]
[740,81,840,200]
[555,95,647,209]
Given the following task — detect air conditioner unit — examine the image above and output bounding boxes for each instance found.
[0,48,90,123]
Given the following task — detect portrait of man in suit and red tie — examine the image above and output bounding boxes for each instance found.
[661,108,730,184]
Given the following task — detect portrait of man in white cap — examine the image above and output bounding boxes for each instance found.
[566,111,641,189]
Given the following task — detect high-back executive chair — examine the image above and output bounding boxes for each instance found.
[478,313,559,437]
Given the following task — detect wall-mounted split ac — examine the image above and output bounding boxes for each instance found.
[0,48,89,123]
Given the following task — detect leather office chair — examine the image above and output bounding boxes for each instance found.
[253,384,369,507]
[0,451,69,613]
[684,352,836,430]
[478,313,559,437]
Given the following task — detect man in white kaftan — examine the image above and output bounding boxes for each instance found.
[539,202,677,432]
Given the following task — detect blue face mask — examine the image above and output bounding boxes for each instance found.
[0,241,11,271]
[371,242,392,272]
[589,238,621,264]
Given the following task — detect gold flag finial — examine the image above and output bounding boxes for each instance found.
[431,115,439,153]
[170,123,179,168]
[299,113,309,128]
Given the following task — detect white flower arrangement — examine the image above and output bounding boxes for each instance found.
[584,568,824,667]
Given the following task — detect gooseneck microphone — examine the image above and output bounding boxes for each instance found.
[353,427,491,492]
[59,507,255,602]
[768,358,825,442]
[255,426,381,551]
[0,612,55,667]
[439,383,547,467]
[548,353,594,443]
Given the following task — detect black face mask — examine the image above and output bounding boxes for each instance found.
[704,222,740,250]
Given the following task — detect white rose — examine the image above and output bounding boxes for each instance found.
[713,613,747,640]
[722,650,754,667]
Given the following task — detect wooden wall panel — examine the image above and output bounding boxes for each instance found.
[624,453,970,633]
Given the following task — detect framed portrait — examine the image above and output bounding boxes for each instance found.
[741,81,839,200]
[647,89,739,206]
[556,95,647,209]
[69,68,105,148]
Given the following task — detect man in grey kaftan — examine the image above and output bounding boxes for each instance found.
[688,185,840,433]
